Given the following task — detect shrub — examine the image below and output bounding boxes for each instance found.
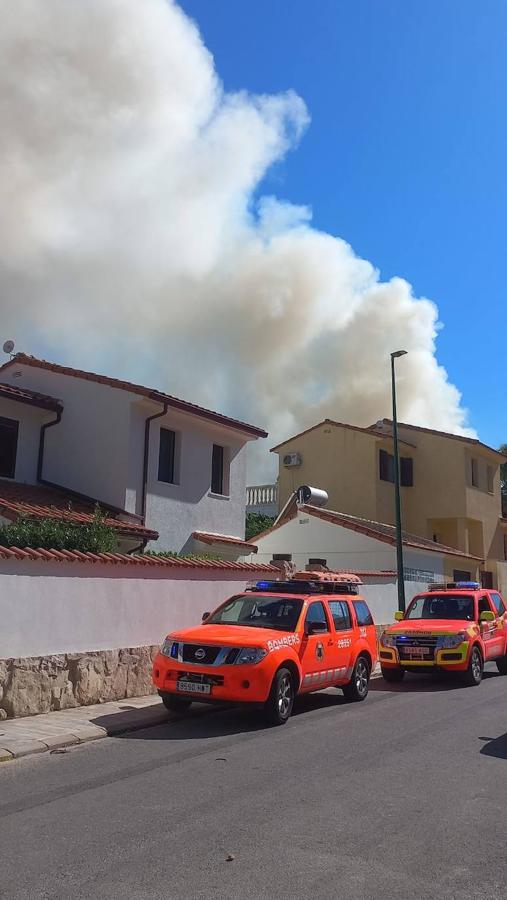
[0,508,118,553]
[245,512,275,540]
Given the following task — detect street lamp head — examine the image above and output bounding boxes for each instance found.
[391,350,408,359]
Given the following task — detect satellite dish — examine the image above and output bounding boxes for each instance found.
[2,340,14,355]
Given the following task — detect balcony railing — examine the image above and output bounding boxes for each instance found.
[246,483,278,509]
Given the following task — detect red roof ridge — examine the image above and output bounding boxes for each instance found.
[0,481,158,540]
[192,530,258,552]
[298,505,483,560]
[0,354,267,439]
[0,545,278,571]
[372,419,505,459]
[270,418,416,453]
[0,381,63,412]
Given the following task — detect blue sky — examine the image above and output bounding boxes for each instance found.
[181,0,506,449]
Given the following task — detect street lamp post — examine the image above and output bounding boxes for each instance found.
[391,350,407,613]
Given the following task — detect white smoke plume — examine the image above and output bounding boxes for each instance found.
[0,0,473,479]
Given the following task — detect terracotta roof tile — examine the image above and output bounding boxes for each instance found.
[270,418,415,453]
[0,544,278,571]
[372,419,506,460]
[0,381,62,412]
[0,354,267,439]
[298,505,483,560]
[192,531,258,552]
[0,481,158,540]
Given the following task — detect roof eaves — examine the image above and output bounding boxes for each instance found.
[0,355,267,440]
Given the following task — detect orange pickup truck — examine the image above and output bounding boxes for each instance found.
[379,581,507,686]
[153,572,378,725]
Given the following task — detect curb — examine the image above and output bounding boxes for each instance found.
[0,703,171,763]
[0,668,386,764]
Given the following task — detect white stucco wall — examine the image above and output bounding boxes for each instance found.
[0,562,271,659]
[0,397,54,484]
[250,513,444,578]
[1,363,134,508]
[144,412,248,552]
[1,362,254,552]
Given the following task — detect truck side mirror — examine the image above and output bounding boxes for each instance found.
[202,611,210,621]
[479,610,495,623]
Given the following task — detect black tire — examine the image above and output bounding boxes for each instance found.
[496,654,507,675]
[462,646,483,686]
[264,667,294,725]
[159,691,192,713]
[381,665,405,683]
[342,655,371,702]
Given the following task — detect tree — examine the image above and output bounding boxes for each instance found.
[500,444,507,495]
[245,512,275,541]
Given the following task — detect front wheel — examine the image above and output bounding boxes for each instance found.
[264,668,294,726]
[342,656,370,702]
[381,665,405,683]
[159,691,192,713]
[462,646,483,686]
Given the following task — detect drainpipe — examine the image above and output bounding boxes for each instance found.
[141,401,168,522]
[37,408,63,482]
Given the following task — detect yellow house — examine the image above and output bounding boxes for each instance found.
[272,418,507,589]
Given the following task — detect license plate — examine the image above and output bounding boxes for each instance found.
[406,647,428,657]
[177,681,211,695]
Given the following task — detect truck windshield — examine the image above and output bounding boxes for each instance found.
[205,594,303,631]
[405,594,475,621]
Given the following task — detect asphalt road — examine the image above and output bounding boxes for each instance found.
[1,665,507,900]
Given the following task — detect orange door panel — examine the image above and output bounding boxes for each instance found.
[299,600,338,691]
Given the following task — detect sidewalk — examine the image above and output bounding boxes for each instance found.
[0,664,382,763]
[0,695,169,762]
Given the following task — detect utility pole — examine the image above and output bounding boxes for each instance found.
[391,350,407,613]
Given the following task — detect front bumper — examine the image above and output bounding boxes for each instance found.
[152,652,274,704]
[379,641,470,671]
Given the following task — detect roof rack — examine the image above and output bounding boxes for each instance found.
[246,578,361,596]
[428,581,481,592]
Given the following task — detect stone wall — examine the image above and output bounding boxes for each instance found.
[0,646,159,719]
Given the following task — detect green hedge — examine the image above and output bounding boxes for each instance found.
[0,509,118,553]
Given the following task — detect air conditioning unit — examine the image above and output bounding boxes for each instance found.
[283,452,302,468]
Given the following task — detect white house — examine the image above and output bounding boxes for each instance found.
[248,502,483,622]
[0,353,267,556]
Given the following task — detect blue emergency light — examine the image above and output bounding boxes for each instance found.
[455,582,481,590]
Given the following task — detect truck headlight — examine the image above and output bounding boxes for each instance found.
[235,647,268,665]
[440,632,466,649]
[380,632,397,648]
[161,639,179,658]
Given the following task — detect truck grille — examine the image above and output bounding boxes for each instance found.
[179,644,242,666]
[396,635,439,661]
[181,644,221,665]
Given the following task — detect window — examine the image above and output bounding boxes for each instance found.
[480,571,494,589]
[328,600,352,631]
[206,595,303,631]
[478,595,493,615]
[487,466,494,493]
[471,458,479,487]
[379,449,413,486]
[406,594,475,621]
[305,601,330,632]
[158,428,176,484]
[0,417,19,479]
[211,444,225,495]
[400,457,413,487]
[453,569,471,582]
[352,600,373,626]
[491,593,506,616]
[379,449,394,483]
